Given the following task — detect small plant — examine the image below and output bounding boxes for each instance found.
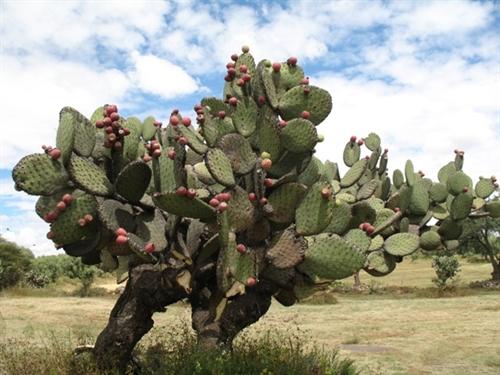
[432,255,461,289]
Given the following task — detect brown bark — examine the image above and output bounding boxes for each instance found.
[93,264,187,372]
[190,280,275,350]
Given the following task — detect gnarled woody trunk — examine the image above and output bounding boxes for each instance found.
[93,263,274,372]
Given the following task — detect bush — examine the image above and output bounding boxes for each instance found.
[0,327,357,375]
[0,236,34,290]
[24,269,51,288]
[432,255,461,289]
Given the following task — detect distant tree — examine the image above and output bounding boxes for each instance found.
[0,236,34,290]
[459,216,500,281]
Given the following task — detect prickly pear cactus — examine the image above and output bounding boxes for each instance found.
[12,46,499,310]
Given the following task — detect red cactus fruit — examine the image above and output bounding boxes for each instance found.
[144,242,155,253]
[287,56,297,66]
[116,235,128,245]
[261,158,272,170]
[236,244,246,254]
[300,111,310,119]
[176,186,188,196]
[49,148,61,160]
[246,277,257,287]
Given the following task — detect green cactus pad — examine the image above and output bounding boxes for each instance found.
[236,51,256,76]
[201,97,231,117]
[257,105,282,162]
[177,125,208,155]
[343,141,361,167]
[384,232,419,256]
[123,117,142,162]
[268,183,307,224]
[217,134,256,175]
[142,116,158,141]
[324,203,352,235]
[350,201,376,228]
[63,232,101,257]
[438,161,457,184]
[35,188,80,219]
[357,179,379,200]
[217,231,242,293]
[68,154,113,196]
[279,62,305,91]
[405,160,415,186]
[343,229,371,252]
[408,181,430,215]
[324,161,340,181]
[393,169,405,189]
[200,110,219,147]
[97,199,136,233]
[266,228,306,269]
[260,63,279,109]
[298,234,365,280]
[364,251,396,276]
[475,178,496,199]
[485,201,500,218]
[297,157,322,187]
[227,186,256,232]
[267,151,306,178]
[432,204,449,220]
[135,209,168,251]
[364,133,381,151]
[115,161,151,203]
[50,193,97,245]
[429,182,448,203]
[153,192,216,222]
[157,152,177,192]
[232,97,258,137]
[71,109,96,157]
[280,118,318,153]
[193,162,216,185]
[450,192,473,220]
[205,148,236,187]
[368,148,381,170]
[106,241,133,257]
[419,230,442,251]
[438,217,463,240]
[279,85,332,125]
[368,234,384,251]
[56,107,77,165]
[373,208,397,237]
[340,159,368,188]
[295,182,334,235]
[378,154,388,175]
[12,153,69,196]
[447,171,472,195]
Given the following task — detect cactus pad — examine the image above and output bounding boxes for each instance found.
[384,233,419,256]
[364,133,381,151]
[232,97,257,137]
[485,201,500,218]
[227,186,256,232]
[365,251,396,276]
[115,161,151,203]
[295,182,334,235]
[405,160,415,186]
[393,169,405,189]
[279,85,332,125]
[153,192,216,222]
[205,148,236,187]
[343,141,360,167]
[142,116,158,141]
[280,118,318,153]
[343,229,371,252]
[450,192,473,220]
[177,125,208,155]
[298,234,365,280]
[340,159,368,188]
[266,227,306,268]
[97,199,136,233]
[56,107,77,164]
[475,178,496,199]
[267,183,307,224]
[68,154,113,196]
[419,230,442,251]
[50,193,97,245]
[12,153,69,196]
[447,171,472,195]
[429,182,448,203]
[135,209,168,251]
[217,134,256,175]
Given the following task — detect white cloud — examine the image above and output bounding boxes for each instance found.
[0,54,131,168]
[129,52,200,99]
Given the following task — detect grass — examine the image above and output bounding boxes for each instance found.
[0,258,499,374]
[0,322,356,375]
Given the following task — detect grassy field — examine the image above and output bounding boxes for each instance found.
[1,258,499,374]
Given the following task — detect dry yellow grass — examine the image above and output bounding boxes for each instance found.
[1,293,499,375]
[0,259,498,374]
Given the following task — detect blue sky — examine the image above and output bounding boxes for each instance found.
[0,0,499,255]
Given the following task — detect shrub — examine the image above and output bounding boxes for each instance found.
[432,255,461,289]
[0,236,33,290]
